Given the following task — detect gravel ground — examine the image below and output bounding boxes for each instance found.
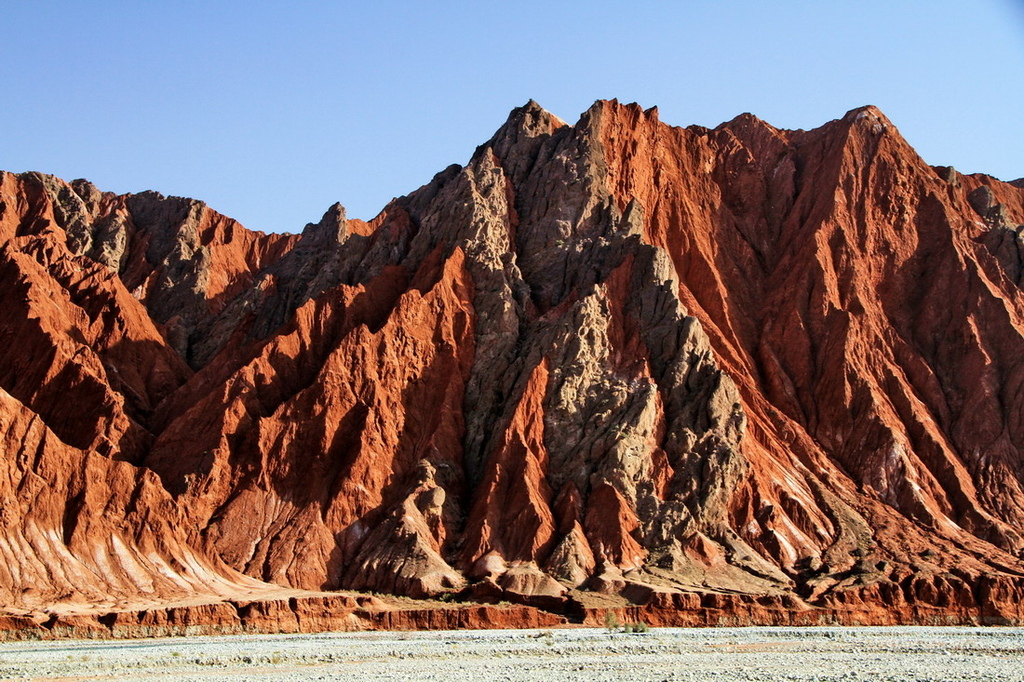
[1,626,1022,681]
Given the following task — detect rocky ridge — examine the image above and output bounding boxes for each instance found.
[2,99,1024,632]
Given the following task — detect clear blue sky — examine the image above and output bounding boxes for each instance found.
[3,1,1023,233]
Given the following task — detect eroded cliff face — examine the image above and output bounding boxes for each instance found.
[2,99,1024,626]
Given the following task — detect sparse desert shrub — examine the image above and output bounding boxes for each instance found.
[604,612,651,634]
[604,611,620,632]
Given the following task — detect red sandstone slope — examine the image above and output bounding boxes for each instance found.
[2,100,1024,626]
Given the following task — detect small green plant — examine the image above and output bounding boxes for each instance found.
[604,611,650,634]
[603,610,620,632]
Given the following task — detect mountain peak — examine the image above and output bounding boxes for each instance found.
[504,99,567,133]
[2,102,1024,632]
[839,104,897,135]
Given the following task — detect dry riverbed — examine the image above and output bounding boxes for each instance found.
[1,626,1022,681]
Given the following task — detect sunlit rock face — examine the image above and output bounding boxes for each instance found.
[2,99,1024,625]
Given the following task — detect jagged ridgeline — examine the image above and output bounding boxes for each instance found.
[2,99,1024,626]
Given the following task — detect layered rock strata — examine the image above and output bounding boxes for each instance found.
[1,99,1024,629]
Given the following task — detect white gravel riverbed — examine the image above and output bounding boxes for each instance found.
[0,626,1022,681]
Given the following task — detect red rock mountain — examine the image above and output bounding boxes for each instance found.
[3,100,1024,627]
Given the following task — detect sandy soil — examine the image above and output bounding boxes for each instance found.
[0,626,1022,681]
